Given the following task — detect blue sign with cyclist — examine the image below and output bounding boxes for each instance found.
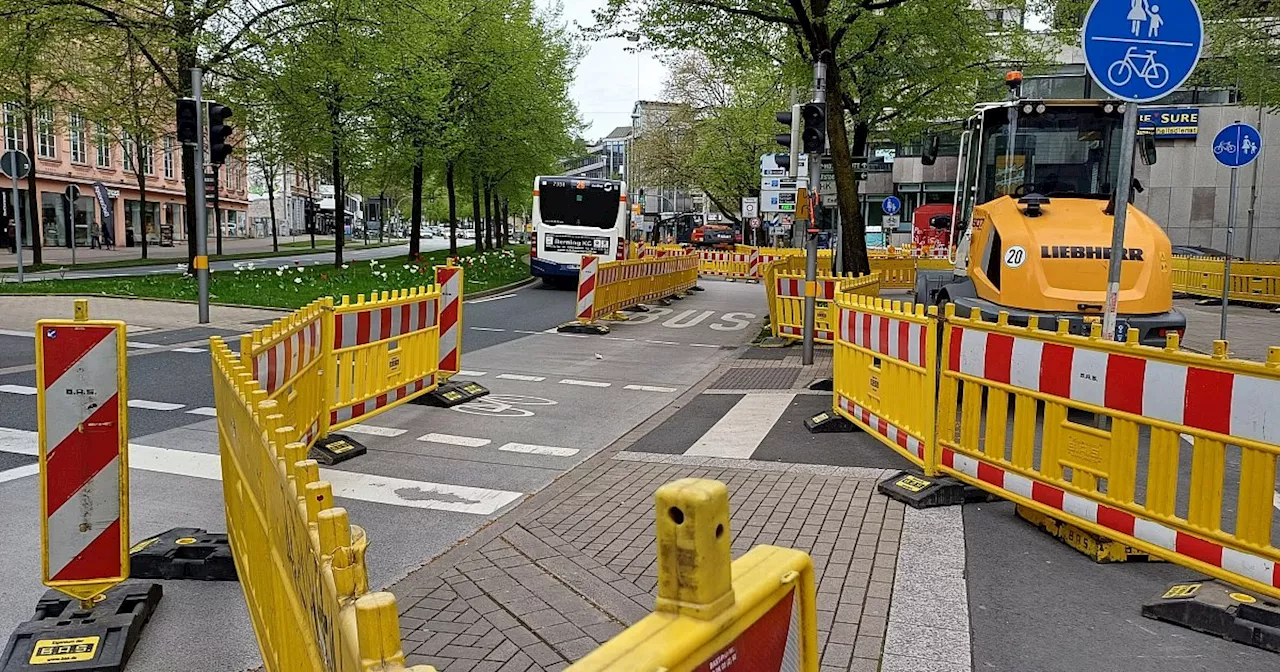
[1082,0,1203,102]
[881,196,901,215]
[1213,123,1262,168]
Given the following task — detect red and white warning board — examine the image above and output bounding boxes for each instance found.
[36,316,129,602]
[694,588,801,672]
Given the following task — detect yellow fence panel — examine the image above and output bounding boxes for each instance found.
[772,272,880,343]
[569,479,818,672]
[936,307,1280,599]
[241,298,331,450]
[830,294,938,470]
[210,338,433,672]
[1171,255,1280,306]
[330,287,441,430]
[593,253,699,317]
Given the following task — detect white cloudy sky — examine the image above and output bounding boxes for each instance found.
[537,0,669,141]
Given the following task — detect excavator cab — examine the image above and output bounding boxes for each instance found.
[917,96,1185,346]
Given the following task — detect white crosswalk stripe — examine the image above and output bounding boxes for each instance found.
[497,373,545,382]
[558,379,610,388]
[624,384,676,393]
[186,407,218,416]
[418,433,491,447]
[0,384,36,395]
[129,399,186,411]
[346,424,408,437]
[685,393,796,459]
[498,442,578,457]
[173,347,207,353]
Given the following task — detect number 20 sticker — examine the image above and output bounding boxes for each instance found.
[1004,246,1027,269]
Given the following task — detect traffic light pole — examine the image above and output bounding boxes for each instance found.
[192,68,210,324]
[802,60,826,366]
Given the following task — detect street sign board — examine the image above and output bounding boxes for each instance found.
[64,185,81,202]
[0,149,30,179]
[1082,0,1203,102]
[742,197,759,219]
[882,196,902,215]
[1212,122,1262,168]
[884,214,901,230]
[850,157,892,173]
[750,217,761,229]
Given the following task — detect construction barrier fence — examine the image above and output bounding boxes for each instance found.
[211,337,433,672]
[1171,255,1280,306]
[567,252,699,328]
[772,272,880,343]
[241,299,330,451]
[827,283,1280,601]
[697,249,759,281]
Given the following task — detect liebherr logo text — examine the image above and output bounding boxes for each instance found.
[1040,245,1144,261]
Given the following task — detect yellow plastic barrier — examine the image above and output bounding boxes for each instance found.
[329,287,442,430]
[240,298,331,451]
[1171,255,1280,306]
[210,337,435,672]
[829,293,939,470]
[771,271,879,343]
[868,256,952,290]
[562,253,700,332]
[569,478,818,672]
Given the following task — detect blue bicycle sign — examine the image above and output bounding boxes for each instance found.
[1213,123,1262,168]
[1082,0,1203,102]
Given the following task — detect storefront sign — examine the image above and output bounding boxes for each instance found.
[1138,107,1199,138]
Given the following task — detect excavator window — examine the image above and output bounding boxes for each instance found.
[978,107,1123,205]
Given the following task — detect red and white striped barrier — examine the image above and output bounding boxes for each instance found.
[577,255,599,322]
[333,297,437,351]
[436,264,463,377]
[330,377,433,426]
[253,317,322,394]
[839,396,926,461]
[36,317,129,600]
[748,248,760,278]
[839,308,928,368]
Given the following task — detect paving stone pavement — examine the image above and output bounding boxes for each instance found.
[390,451,902,671]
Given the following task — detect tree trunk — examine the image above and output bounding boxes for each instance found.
[446,160,458,256]
[409,143,422,259]
[471,173,484,253]
[330,105,344,267]
[501,197,509,247]
[825,60,870,276]
[266,166,278,253]
[482,182,493,250]
[135,141,149,260]
[21,90,42,265]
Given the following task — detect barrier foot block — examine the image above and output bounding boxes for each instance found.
[0,582,162,672]
[690,285,705,292]
[808,378,833,392]
[623,304,651,313]
[1015,505,1163,563]
[805,411,856,433]
[1195,298,1223,306]
[130,528,236,581]
[1142,580,1280,653]
[877,470,991,509]
[413,380,490,408]
[756,337,793,349]
[654,298,673,307]
[557,321,610,334]
[310,434,367,466]
[669,293,685,300]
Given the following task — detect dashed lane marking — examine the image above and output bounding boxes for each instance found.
[498,442,579,457]
[126,341,164,349]
[346,424,409,437]
[512,329,543,335]
[559,379,610,388]
[0,384,37,395]
[128,399,186,411]
[458,370,487,376]
[418,433,492,448]
[646,340,681,346]
[173,347,207,353]
[497,373,546,382]
[0,328,33,338]
[470,326,506,332]
[624,384,677,393]
[186,407,218,416]
[601,336,635,341]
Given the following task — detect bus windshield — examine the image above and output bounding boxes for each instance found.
[537,178,621,229]
[979,107,1123,203]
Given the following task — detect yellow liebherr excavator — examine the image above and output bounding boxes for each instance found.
[914,73,1185,346]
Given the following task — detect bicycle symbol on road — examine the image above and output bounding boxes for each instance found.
[1107,47,1169,88]
[450,394,557,418]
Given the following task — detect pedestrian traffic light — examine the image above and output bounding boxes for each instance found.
[207,102,234,165]
[775,103,801,178]
[176,98,199,145]
[801,102,826,154]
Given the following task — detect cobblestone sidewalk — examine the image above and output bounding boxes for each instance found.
[390,450,904,671]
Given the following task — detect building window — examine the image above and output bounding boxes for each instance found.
[3,103,22,151]
[163,136,174,179]
[95,123,111,167]
[68,111,86,164]
[139,137,153,175]
[122,132,134,172]
[36,106,55,158]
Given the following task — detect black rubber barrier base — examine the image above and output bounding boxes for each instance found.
[557,321,610,334]
[808,378,834,392]
[130,528,236,581]
[689,285,705,292]
[877,470,991,509]
[1015,505,1163,563]
[623,304,651,313]
[805,411,856,433]
[0,582,162,672]
[1142,580,1280,653]
[413,380,491,408]
[310,434,367,466]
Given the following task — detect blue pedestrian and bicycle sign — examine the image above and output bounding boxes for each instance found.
[881,196,901,216]
[1212,123,1262,168]
[1082,0,1203,102]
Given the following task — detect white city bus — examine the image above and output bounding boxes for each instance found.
[530,176,628,281]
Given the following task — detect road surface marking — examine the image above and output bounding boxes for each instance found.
[497,373,545,382]
[689,343,721,348]
[513,329,543,335]
[0,428,37,455]
[418,433,492,447]
[601,336,635,341]
[646,340,681,346]
[0,427,521,514]
[0,463,38,484]
[458,370,487,377]
[624,384,677,393]
[346,424,408,437]
[0,328,33,338]
[499,442,578,457]
[557,333,589,338]
[466,293,517,304]
[470,327,506,332]
[558,379,610,388]
[128,399,186,411]
[883,506,971,671]
[0,384,37,395]
[126,341,164,349]
[186,407,218,416]
[173,347,206,353]
[685,393,796,459]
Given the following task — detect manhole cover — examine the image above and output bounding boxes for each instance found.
[712,367,801,390]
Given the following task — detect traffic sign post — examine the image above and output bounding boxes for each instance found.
[1083,0,1203,340]
[1,149,31,282]
[1212,121,1262,340]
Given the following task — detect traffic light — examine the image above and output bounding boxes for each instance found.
[176,98,199,144]
[775,103,801,178]
[207,102,234,164]
[801,102,826,154]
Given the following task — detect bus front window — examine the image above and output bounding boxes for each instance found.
[538,179,620,229]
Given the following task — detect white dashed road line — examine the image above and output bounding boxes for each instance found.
[173,347,207,353]
[186,407,218,416]
[458,370,487,377]
[127,341,164,349]
[601,336,635,341]
[498,442,579,457]
[418,433,492,448]
[469,327,506,332]
[0,329,33,338]
[128,399,186,411]
[497,373,545,382]
[558,379,610,388]
[345,424,409,438]
[624,384,677,393]
[0,385,36,395]
[0,464,39,485]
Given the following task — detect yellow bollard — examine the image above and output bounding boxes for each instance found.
[654,479,735,619]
